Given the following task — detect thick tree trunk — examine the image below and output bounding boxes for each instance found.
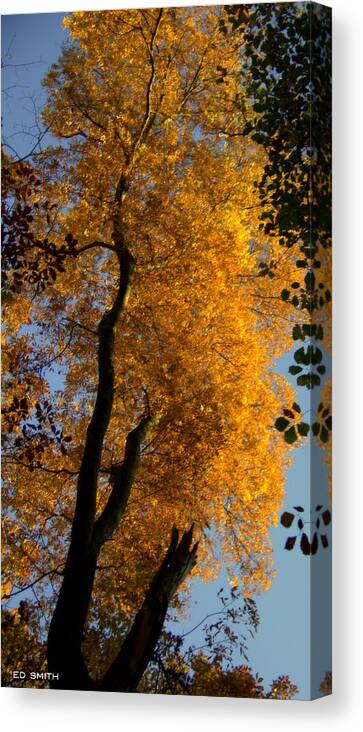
[47,217,198,693]
[47,245,135,689]
[48,520,197,691]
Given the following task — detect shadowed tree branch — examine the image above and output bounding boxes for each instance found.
[101,524,198,692]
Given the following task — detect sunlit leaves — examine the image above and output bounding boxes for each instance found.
[1,7,299,680]
[223,1,332,402]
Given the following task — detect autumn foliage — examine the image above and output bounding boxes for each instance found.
[2,7,302,693]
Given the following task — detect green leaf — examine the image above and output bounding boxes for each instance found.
[289,365,302,375]
[311,347,323,365]
[302,324,314,336]
[275,416,289,432]
[320,426,329,443]
[292,402,301,413]
[297,422,310,437]
[294,347,306,364]
[283,409,295,419]
[281,288,290,301]
[304,270,315,290]
[284,426,298,444]
[292,325,303,340]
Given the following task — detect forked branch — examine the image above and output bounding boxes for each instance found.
[101,524,198,692]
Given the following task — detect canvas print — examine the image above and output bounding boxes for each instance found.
[1,2,332,699]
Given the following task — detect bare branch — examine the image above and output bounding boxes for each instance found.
[3,565,65,600]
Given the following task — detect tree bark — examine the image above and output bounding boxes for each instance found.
[47,245,139,690]
[100,525,198,692]
[47,217,198,693]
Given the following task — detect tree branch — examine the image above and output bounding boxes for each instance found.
[100,524,198,692]
[47,246,135,690]
[74,240,116,255]
[68,247,135,551]
[92,413,153,549]
[3,565,65,600]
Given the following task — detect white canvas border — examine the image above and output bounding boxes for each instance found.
[1,1,362,730]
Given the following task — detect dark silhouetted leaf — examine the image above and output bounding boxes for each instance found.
[284,425,298,444]
[280,511,294,528]
[311,532,318,555]
[320,426,329,443]
[292,326,302,340]
[300,532,311,556]
[283,409,295,419]
[322,509,331,525]
[289,365,303,375]
[285,536,296,551]
[294,347,306,364]
[275,416,289,432]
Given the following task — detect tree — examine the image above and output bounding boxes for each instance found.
[191,655,297,699]
[2,7,298,692]
[221,1,332,517]
[223,1,332,371]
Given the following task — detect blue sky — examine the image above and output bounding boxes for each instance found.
[1,9,331,700]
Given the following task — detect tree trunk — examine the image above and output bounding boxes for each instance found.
[47,209,198,693]
[100,526,198,692]
[48,523,197,691]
